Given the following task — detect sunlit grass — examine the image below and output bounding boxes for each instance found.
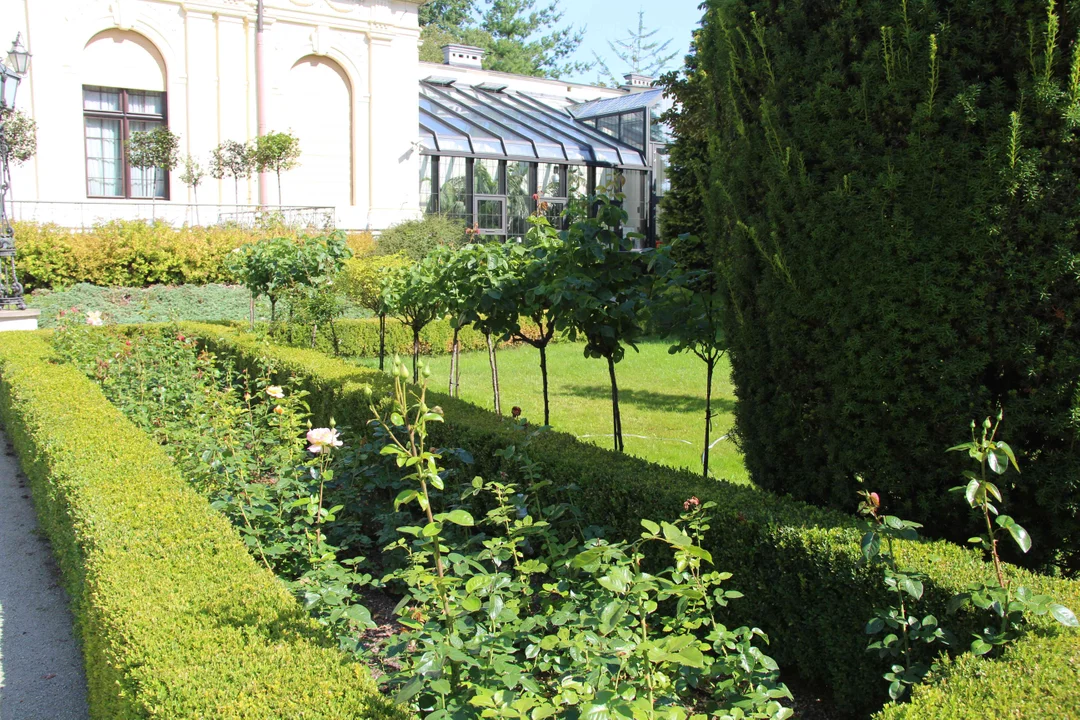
[358,341,749,485]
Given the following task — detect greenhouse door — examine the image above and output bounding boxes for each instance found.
[473,195,506,238]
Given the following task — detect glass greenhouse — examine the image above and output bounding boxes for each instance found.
[418,79,669,245]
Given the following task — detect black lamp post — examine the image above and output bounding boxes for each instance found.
[0,32,31,310]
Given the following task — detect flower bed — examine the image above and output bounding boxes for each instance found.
[0,331,405,720]
[186,322,1080,719]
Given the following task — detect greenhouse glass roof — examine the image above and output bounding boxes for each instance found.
[418,80,650,169]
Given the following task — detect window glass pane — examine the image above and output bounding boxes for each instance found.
[619,111,645,150]
[440,156,470,223]
[128,91,164,116]
[420,155,437,214]
[129,119,166,198]
[476,198,505,232]
[597,116,619,139]
[83,87,121,112]
[86,118,124,197]
[507,161,531,238]
[537,163,564,198]
[474,158,502,194]
[541,201,566,228]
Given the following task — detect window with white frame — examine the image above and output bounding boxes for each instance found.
[83,86,168,199]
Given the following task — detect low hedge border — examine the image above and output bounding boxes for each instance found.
[184,322,1080,719]
[0,331,407,720]
[272,317,554,358]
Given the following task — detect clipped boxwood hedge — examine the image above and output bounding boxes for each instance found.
[277,317,551,358]
[184,322,1080,719]
[0,331,407,720]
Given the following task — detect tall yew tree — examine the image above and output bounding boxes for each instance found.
[694,0,1080,571]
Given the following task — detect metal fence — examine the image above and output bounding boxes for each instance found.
[10,200,337,230]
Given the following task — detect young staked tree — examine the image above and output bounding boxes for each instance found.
[339,253,413,371]
[126,126,180,219]
[455,242,515,416]
[650,234,727,478]
[593,10,679,86]
[254,131,302,206]
[383,258,445,384]
[210,140,255,206]
[179,154,206,225]
[553,198,649,452]
[498,209,568,426]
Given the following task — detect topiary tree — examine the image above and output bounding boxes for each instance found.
[180,154,206,225]
[693,0,1080,571]
[210,140,256,206]
[126,126,180,218]
[254,131,302,206]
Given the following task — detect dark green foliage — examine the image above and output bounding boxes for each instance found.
[692,0,1080,572]
[0,332,405,719]
[375,215,467,260]
[189,323,1080,718]
[658,29,709,243]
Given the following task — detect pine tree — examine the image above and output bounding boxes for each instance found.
[594,10,679,85]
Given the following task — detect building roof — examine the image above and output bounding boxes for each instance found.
[418,80,650,169]
[567,87,666,120]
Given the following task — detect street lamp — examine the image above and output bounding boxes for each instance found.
[0,31,31,311]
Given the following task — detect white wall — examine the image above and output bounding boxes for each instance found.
[0,0,426,230]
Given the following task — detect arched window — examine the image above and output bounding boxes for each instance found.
[281,56,353,207]
[82,30,168,199]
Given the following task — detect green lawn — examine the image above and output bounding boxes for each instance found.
[360,341,749,485]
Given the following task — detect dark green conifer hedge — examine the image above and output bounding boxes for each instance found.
[693,0,1080,571]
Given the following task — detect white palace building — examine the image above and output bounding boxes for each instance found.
[0,0,669,240]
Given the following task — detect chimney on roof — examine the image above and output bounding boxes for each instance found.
[443,44,485,69]
[621,73,654,93]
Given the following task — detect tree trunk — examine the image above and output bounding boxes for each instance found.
[270,297,277,324]
[486,333,501,416]
[194,185,201,226]
[235,177,240,207]
[539,342,550,426]
[151,167,158,222]
[607,355,623,452]
[277,169,283,207]
[249,293,256,332]
[703,357,715,479]
[412,327,421,384]
[449,327,460,397]
[328,317,340,355]
[379,313,387,371]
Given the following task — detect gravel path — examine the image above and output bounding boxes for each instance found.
[0,430,89,720]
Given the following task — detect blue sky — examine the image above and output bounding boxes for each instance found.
[558,1,705,84]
